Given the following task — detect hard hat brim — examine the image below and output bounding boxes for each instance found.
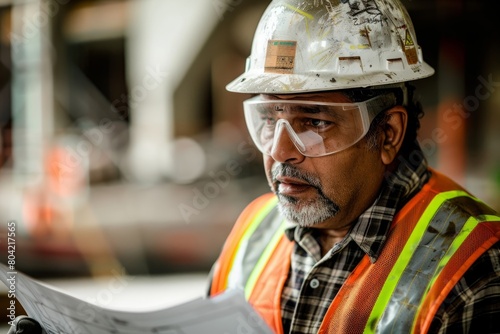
[226,62,435,94]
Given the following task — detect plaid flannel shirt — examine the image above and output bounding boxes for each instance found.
[281,148,500,333]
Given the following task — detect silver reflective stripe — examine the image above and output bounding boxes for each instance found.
[374,195,498,333]
[227,206,284,291]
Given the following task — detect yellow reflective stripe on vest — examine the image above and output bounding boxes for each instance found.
[364,190,471,333]
[411,212,500,332]
[477,214,500,222]
[423,216,480,295]
[226,196,278,290]
[245,219,286,299]
[427,217,480,291]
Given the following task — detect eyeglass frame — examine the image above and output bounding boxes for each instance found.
[242,92,398,157]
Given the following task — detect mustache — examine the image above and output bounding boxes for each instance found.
[271,163,321,189]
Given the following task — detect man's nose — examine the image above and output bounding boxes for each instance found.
[270,122,305,164]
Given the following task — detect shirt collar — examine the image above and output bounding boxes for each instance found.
[285,144,430,263]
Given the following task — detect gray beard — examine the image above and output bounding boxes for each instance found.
[272,164,340,227]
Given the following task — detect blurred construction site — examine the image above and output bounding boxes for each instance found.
[0,0,499,282]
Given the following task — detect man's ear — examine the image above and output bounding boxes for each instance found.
[380,106,407,165]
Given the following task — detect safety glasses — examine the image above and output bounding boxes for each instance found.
[243,93,397,157]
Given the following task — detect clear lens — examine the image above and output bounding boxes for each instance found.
[243,94,396,157]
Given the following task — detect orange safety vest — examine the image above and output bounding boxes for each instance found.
[210,170,500,333]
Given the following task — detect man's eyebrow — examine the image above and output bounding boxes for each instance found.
[298,105,348,121]
[255,103,349,120]
[255,104,324,114]
[299,105,326,114]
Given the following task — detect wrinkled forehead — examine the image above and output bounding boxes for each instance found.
[258,91,354,104]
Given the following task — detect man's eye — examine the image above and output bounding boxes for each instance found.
[306,118,332,129]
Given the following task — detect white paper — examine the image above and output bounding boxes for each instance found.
[0,264,273,334]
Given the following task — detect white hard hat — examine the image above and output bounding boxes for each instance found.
[226,0,435,94]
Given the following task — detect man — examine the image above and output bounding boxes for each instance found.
[209,0,500,333]
[8,0,500,333]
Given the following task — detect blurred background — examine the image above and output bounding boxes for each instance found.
[0,0,499,310]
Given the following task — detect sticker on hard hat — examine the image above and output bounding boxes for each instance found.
[403,29,418,65]
[265,40,297,74]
